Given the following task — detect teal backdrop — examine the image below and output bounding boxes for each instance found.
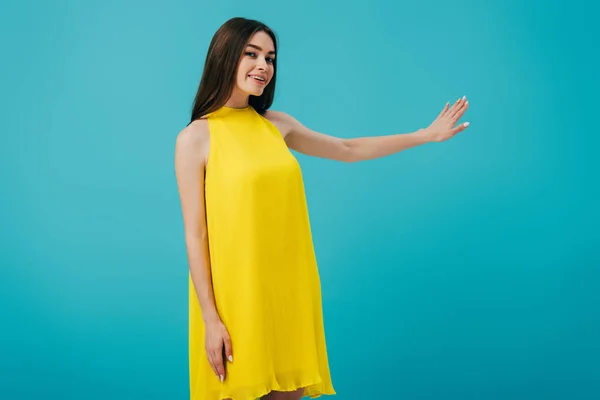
[1,0,598,399]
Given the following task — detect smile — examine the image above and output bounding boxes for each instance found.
[248,75,266,85]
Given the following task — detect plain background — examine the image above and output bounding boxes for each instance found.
[1,0,598,399]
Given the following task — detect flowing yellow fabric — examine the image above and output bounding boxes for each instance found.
[189,105,336,400]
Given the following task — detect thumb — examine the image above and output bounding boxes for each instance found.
[452,121,470,135]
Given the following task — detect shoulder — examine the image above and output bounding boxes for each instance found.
[175,118,210,166]
[264,109,297,124]
[263,110,300,139]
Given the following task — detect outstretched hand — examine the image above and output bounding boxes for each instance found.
[420,96,470,143]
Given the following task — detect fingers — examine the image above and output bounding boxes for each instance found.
[446,97,462,117]
[205,323,233,383]
[456,98,469,119]
[223,334,233,364]
[451,121,470,136]
[448,96,468,120]
[207,353,218,379]
[436,102,450,120]
[436,96,470,123]
[207,346,226,382]
[213,350,225,382]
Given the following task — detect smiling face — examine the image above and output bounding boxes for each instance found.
[232,31,276,99]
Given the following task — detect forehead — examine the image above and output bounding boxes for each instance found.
[246,31,275,52]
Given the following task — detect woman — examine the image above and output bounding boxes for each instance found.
[175,17,470,400]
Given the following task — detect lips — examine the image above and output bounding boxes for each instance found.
[248,74,267,85]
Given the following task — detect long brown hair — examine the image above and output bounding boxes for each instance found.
[189,17,278,124]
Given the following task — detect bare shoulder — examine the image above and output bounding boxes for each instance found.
[263,110,298,139]
[175,118,210,167]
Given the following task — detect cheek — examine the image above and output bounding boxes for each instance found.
[236,60,250,82]
[237,68,247,82]
[237,71,246,84]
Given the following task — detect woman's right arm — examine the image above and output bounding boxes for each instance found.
[174,121,233,382]
[174,120,220,324]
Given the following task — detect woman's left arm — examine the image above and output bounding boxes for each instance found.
[275,96,470,163]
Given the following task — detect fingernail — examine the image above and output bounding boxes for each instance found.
[220,374,224,382]
[464,122,470,127]
[462,95,466,100]
[466,101,469,105]
[228,355,233,363]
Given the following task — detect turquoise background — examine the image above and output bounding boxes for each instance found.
[1,0,598,399]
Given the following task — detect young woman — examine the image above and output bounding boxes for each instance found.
[175,17,470,400]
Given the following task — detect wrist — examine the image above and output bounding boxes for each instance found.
[202,311,222,326]
[416,128,434,143]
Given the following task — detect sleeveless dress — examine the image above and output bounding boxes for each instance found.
[188,105,336,400]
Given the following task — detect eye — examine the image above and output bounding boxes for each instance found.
[245,51,275,65]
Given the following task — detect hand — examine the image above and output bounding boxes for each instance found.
[205,318,233,382]
[421,96,470,143]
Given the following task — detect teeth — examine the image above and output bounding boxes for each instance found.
[250,75,265,81]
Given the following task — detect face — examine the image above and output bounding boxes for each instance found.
[233,31,276,98]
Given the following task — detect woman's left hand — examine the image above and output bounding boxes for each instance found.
[420,96,470,143]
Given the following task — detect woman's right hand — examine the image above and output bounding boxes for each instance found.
[420,96,470,143]
[205,318,233,382]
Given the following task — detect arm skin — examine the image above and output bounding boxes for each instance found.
[174,118,234,382]
[265,97,470,162]
[174,119,221,325]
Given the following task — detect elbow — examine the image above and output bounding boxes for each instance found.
[185,230,208,246]
[342,139,357,163]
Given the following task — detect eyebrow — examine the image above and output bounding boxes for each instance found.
[247,43,276,55]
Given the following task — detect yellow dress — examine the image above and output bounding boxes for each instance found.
[188,105,336,400]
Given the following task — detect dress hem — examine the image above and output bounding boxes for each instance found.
[207,376,336,400]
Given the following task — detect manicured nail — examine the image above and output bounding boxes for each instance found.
[228,355,233,363]
[466,101,469,105]
[462,95,466,100]
[464,122,470,127]
[220,374,224,382]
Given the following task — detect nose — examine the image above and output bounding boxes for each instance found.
[256,56,268,70]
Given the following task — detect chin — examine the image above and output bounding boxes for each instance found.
[245,87,265,97]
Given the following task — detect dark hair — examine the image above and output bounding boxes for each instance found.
[189,17,278,124]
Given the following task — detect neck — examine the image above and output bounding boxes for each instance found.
[225,90,249,109]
